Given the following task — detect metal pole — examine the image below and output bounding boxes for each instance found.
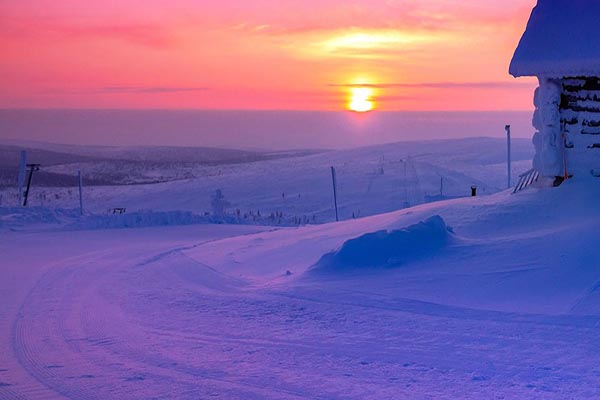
[330,166,339,222]
[561,120,569,181]
[17,150,27,206]
[505,125,511,188]
[23,167,33,206]
[23,164,40,207]
[78,170,84,215]
[403,160,408,207]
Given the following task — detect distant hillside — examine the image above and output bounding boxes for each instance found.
[1,137,534,221]
[0,142,322,188]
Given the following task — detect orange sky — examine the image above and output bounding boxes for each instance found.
[0,0,539,111]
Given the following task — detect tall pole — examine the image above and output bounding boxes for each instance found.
[78,170,84,215]
[23,164,40,207]
[17,150,27,206]
[505,125,511,188]
[561,120,569,181]
[403,160,409,207]
[330,166,339,222]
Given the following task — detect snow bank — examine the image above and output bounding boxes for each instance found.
[313,215,452,271]
[0,207,80,229]
[73,210,218,230]
[0,207,249,231]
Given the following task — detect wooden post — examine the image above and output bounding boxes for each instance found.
[17,150,27,206]
[78,170,84,215]
[330,166,339,222]
[505,125,511,188]
[23,164,40,207]
[561,120,569,180]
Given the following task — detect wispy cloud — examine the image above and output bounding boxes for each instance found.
[225,0,528,38]
[42,86,210,95]
[97,86,210,94]
[329,81,536,89]
[62,24,173,48]
[1,18,173,48]
[231,23,272,33]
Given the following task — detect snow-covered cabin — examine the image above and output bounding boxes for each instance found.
[510,0,600,181]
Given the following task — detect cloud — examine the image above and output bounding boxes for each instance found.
[226,0,529,38]
[329,81,536,89]
[97,86,210,94]
[62,24,173,48]
[0,17,173,48]
[42,86,210,95]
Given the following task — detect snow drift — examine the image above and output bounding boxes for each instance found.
[0,206,79,229]
[0,207,282,231]
[313,215,452,271]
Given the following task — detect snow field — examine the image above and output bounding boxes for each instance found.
[2,177,600,399]
[1,138,534,225]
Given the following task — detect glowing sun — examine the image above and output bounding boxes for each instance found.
[348,87,375,112]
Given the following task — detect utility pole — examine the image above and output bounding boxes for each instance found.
[78,170,84,215]
[330,166,339,222]
[505,125,511,188]
[561,120,569,181]
[17,151,27,206]
[23,163,41,207]
[402,159,409,208]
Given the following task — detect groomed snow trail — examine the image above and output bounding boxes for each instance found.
[0,244,600,399]
[6,239,600,399]
[3,180,600,399]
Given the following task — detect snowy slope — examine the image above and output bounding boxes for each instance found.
[1,137,533,223]
[185,177,600,314]
[0,141,315,188]
[2,177,600,399]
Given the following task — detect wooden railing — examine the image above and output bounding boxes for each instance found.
[513,169,539,193]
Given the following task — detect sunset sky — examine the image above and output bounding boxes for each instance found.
[0,0,539,111]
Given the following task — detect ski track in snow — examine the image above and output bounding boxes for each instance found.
[3,227,600,397]
[3,178,600,399]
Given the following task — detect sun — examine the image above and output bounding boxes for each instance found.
[348,87,375,113]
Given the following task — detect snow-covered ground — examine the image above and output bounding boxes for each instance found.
[1,137,533,224]
[2,164,600,399]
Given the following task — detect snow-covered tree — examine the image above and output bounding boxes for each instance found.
[211,189,230,216]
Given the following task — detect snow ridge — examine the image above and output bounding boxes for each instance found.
[313,215,452,271]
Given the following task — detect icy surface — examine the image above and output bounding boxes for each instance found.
[510,0,600,77]
[2,176,600,399]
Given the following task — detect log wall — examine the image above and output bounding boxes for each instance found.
[559,77,600,177]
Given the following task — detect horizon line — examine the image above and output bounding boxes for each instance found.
[0,107,534,113]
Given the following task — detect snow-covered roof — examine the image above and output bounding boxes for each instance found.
[509,0,600,78]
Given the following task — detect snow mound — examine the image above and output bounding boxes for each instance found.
[74,210,214,230]
[313,215,452,271]
[0,207,80,229]
[0,207,248,231]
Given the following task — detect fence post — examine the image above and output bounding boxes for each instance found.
[505,125,511,188]
[330,166,339,222]
[17,150,27,206]
[78,170,84,215]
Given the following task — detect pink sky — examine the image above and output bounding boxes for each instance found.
[0,0,538,111]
